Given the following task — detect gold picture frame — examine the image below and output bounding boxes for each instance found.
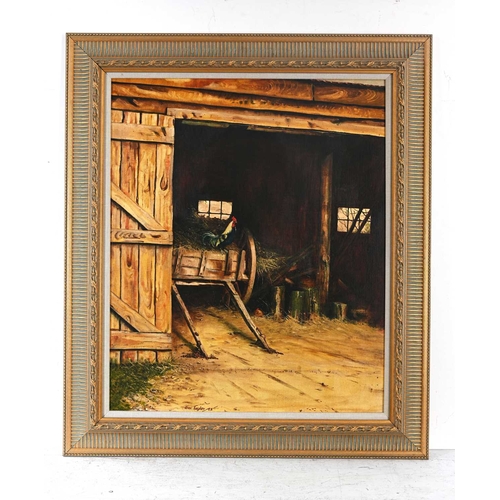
[64,33,431,458]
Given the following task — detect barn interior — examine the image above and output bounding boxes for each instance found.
[172,121,386,327]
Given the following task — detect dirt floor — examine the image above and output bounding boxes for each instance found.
[125,305,386,414]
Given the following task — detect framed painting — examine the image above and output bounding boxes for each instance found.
[64,34,431,457]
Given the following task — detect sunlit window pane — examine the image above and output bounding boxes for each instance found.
[198,200,233,220]
[337,219,349,232]
[198,200,209,214]
[221,201,232,216]
[339,207,349,219]
[209,200,221,213]
[337,207,371,234]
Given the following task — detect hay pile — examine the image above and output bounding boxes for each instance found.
[254,242,287,279]
[173,210,286,278]
[173,210,237,251]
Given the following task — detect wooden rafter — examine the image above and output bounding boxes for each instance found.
[113,78,386,107]
[111,83,385,121]
[111,98,384,137]
[313,83,385,107]
[169,108,384,137]
[114,78,315,101]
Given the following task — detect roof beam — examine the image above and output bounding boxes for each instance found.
[111,82,384,121]
[112,98,385,137]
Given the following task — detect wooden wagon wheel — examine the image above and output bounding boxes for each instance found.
[237,228,257,304]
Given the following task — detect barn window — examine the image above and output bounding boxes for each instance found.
[337,207,371,234]
[198,200,233,220]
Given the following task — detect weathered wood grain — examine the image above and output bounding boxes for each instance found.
[112,82,385,121]
[111,122,175,144]
[168,107,385,137]
[154,128,174,333]
[172,250,242,281]
[114,78,386,107]
[111,109,124,123]
[110,292,161,333]
[318,154,333,308]
[155,247,172,332]
[119,141,139,330]
[110,331,172,350]
[154,143,174,230]
[114,78,314,101]
[110,116,174,337]
[110,229,173,245]
[140,112,158,126]
[137,142,157,326]
[157,114,175,129]
[314,82,385,107]
[123,111,140,124]
[109,350,120,364]
[110,139,122,330]
[112,98,384,137]
[111,182,165,231]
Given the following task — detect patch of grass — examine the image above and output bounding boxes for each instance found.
[109,360,176,411]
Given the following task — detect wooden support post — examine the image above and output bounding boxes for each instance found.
[225,281,278,354]
[333,302,348,321]
[318,154,333,311]
[172,283,209,358]
[271,286,285,320]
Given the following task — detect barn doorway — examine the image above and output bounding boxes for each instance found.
[172,119,386,328]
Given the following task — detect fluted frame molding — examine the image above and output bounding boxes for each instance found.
[65,34,431,458]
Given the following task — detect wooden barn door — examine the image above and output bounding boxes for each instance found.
[109,111,174,362]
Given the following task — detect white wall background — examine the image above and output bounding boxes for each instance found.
[1,0,494,498]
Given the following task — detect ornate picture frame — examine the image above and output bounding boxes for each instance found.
[64,34,431,457]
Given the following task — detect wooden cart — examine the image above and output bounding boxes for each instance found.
[172,229,276,357]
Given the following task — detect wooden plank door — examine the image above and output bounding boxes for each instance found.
[109,110,174,362]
